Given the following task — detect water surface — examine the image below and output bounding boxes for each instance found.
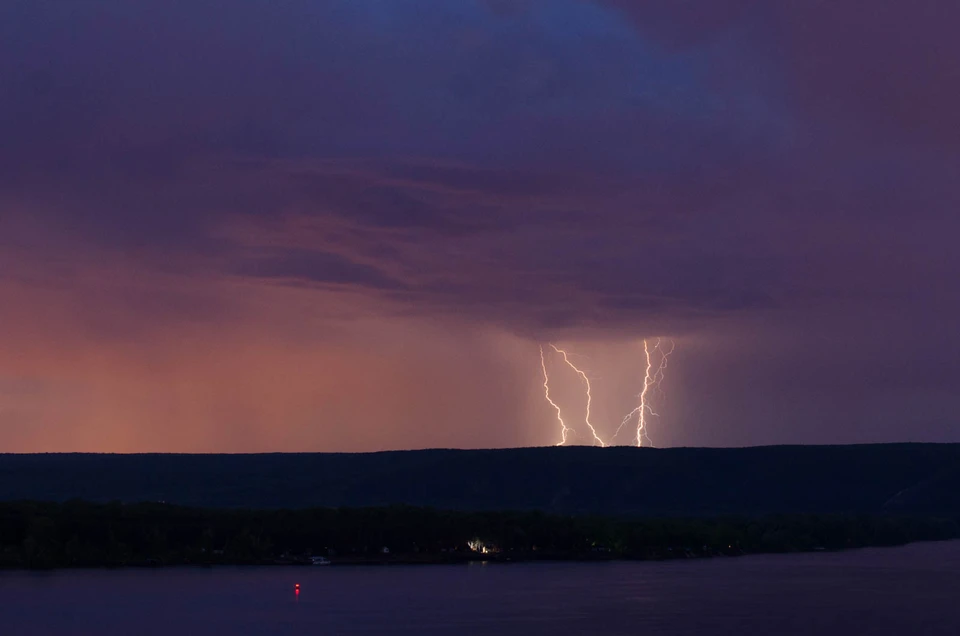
[2,541,959,635]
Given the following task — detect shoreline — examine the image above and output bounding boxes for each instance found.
[4,538,956,572]
[3,501,958,571]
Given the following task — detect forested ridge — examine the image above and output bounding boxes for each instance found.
[5,444,960,569]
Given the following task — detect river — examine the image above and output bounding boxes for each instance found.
[2,541,959,634]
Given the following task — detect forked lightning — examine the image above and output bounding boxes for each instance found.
[541,339,674,447]
[539,344,573,446]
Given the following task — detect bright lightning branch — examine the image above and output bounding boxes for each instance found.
[540,339,674,447]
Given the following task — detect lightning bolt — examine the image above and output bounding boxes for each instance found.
[635,339,657,447]
[541,338,674,448]
[540,344,573,446]
[651,338,675,397]
[610,338,675,447]
[549,344,607,447]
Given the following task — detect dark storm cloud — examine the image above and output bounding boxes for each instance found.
[234,249,406,291]
[3,0,957,321]
[600,1,960,148]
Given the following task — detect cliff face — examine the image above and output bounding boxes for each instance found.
[2,444,960,516]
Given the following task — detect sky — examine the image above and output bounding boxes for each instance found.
[1,0,959,452]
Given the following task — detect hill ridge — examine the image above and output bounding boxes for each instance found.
[3,444,960,516]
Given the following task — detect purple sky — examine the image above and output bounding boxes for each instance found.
[1,1,958,451]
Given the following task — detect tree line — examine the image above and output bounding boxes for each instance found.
[1,501,957,568]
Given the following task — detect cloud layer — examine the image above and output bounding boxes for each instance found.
[1,0,958,450]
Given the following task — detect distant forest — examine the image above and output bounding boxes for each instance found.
[1,501,958,569]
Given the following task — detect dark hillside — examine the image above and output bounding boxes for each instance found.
[1,444,959,516]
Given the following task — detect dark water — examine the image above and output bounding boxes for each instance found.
[2,542,960,635]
